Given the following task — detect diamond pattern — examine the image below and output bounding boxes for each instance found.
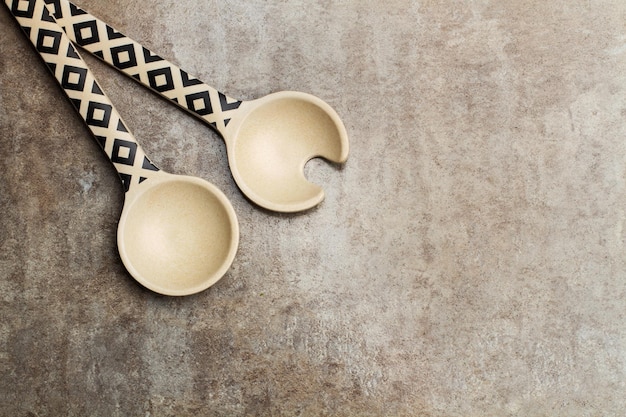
[61,64,86,90]
[186,91,212,116]
[73,19,98,45]
[111,43,136,69]
[147,67,174,92]
[111,139,137,166]
[13,0,35,17]
[36,28,61,54]
[85,100,111,126]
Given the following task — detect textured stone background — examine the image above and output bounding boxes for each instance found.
[2,0,626,415]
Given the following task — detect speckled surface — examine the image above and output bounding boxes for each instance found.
[2,1,626,415]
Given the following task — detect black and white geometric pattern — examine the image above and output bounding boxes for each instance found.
[7,0,159,192]
[45,0,243,134]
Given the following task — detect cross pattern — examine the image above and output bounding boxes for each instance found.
[46,0,243,133]
[7,0,159,192]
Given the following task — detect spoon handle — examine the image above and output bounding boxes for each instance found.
[5,0,160,193]
[46,0,242,136]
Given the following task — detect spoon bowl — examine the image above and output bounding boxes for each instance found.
[118,173,238,296]
[226,91,348,212]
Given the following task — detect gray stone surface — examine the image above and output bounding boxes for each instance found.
[2,0,626,415]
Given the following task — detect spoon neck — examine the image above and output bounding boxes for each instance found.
[205,91,243,136]
[103,118,161,193]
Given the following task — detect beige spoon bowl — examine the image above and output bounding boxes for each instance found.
[118,173,239,296]
[225,91,349,212]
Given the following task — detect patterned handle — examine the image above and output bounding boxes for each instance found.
[5,0,160,193]
[45,0,242,135]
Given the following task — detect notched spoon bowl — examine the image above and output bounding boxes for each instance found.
[226,91,349,213]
